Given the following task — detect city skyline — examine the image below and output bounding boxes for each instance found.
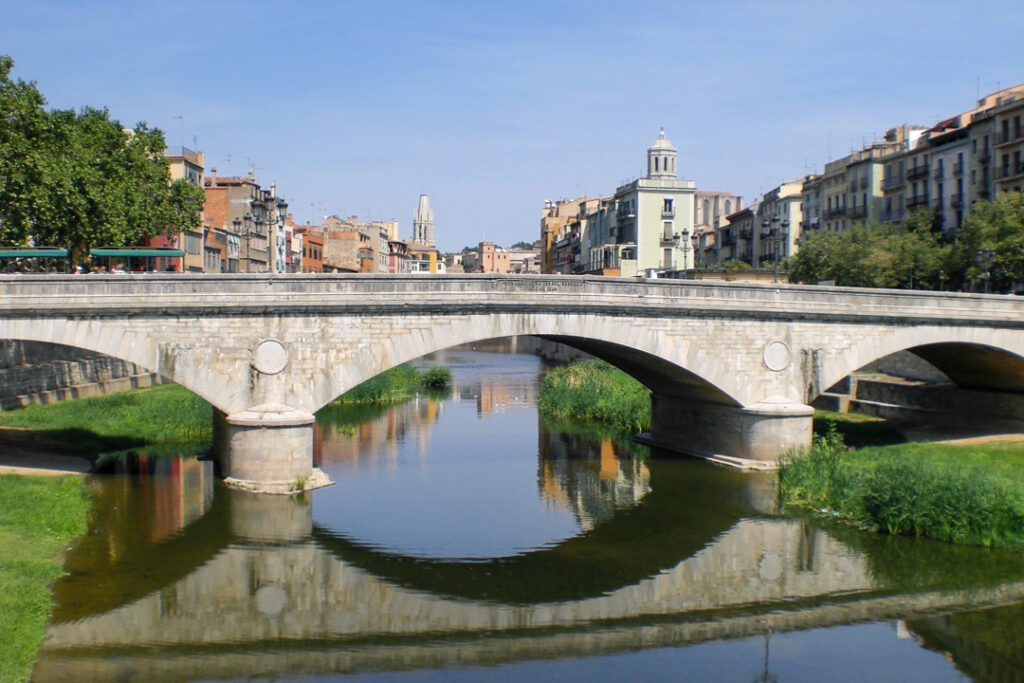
[3,0,1023,251]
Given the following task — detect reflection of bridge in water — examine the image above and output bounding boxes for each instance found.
[37,459,1024,680]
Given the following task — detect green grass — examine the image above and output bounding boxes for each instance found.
[0,384,212,457]
[538,360,651,433]
[0,475,90,682]
[331,364,451,405]
[780,429,1024,549]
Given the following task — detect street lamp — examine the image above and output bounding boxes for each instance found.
[243,213,254,273]
[977,248,995,293]
[680,227,692,270]
[761,217,790,283]
[232,217,242,273]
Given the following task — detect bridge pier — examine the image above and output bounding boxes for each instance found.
[647,395,813,470]
[212,405,330,495]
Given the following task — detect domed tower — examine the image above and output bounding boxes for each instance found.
[646,128,677,179]
[413,194,434,246]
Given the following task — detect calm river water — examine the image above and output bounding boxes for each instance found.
[35,348,1024,681]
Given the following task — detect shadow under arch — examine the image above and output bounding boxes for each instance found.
[537,334,741,406]
[312,456,766,604]
[316,332,742,411]
[0,333,231,415]
[908,342,1024,392]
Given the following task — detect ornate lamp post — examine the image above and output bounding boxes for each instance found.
[977,248,995,293]
[243,213,254,273]
[761,217,790,283]
[232,217,242,273]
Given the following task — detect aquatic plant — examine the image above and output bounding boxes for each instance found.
[780,431,1024,550]
[331,364,453,405]
[537,360,651,433]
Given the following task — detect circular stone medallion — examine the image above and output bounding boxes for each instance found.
[762,340,791,372]
[252,339,289,375]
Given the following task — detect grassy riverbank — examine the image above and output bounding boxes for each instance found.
[0,384,211,458]
[538,360,651,433]
[0,475,90,682]
[331,364,451,405]
[780,429,1024,549]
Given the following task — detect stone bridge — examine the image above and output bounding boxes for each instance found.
[3,273,1024,490]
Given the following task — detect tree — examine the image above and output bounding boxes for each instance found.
[954,192,1024,292]
[786,213,949,289]
[0,56,203,261]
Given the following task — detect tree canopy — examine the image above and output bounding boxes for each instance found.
[0,56,204,261]
[786,199,1024,293]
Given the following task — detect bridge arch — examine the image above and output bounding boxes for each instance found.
[818,325,1024,398]
[0,317,237,414]
[310,312,744,413]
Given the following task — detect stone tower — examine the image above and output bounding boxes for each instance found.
[646,128,677,179]
[413,194,434,246]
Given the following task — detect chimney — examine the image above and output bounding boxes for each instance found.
[209,168,217,187]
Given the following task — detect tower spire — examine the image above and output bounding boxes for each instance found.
[413,194,435,246]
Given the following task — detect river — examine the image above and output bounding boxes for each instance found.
[34,346,1024,681]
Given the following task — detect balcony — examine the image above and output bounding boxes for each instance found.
[978,149,991,164]
[847,181,858,193]
[906,165,929,181]
[996,163,1024,182]
[825,206,846,218]
[995,130,1024,147]
[881,175,904,191]
[660,233,678,246]
[848,204,867,219]
[661,209,675,218]
[860,177,869,190]
[950,193,964,208]
[952,160,963,176]
[907,194,930,209]
[933,166,944,180]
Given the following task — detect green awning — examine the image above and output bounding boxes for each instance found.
[0,248,69,258]
[90,248,185,257]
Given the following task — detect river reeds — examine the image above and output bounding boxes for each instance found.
[330,364,452,405]
[780,429,1024,550]
[0,475,90,682]
[537,360,651,433]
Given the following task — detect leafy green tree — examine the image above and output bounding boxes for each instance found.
[787,212,949,289]
[953,192,1024,292]
[0,56,203,262]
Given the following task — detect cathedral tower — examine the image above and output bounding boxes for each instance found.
[413,194,435,246]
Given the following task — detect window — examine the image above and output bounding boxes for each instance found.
[663,198,674,214]
[663,221,673,239]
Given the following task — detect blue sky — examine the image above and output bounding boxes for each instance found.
[3,0,1023,251]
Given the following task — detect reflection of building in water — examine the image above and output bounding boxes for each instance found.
[474,376,536,417]
[449,371,537,418]
[538,428,651,529]
[96,455,214,543]
[316,397,444,468]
